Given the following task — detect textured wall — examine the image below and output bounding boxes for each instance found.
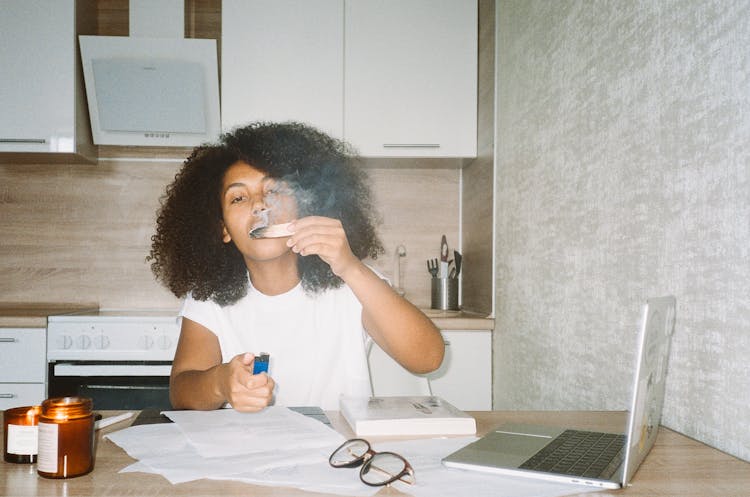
[494,0,750,461]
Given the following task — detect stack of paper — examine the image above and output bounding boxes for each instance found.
[106,407,380,496]
[105,406,598,497]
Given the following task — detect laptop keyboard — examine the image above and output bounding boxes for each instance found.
[519,429,626,480]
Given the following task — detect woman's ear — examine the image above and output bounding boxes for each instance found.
[221,222,232,243]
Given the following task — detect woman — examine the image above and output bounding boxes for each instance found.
[148,122,444,411]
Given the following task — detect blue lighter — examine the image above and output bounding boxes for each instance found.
[253,352,270,374]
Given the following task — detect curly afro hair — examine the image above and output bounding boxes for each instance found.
[147,121,384,306]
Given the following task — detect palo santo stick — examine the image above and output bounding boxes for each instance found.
[249,222,293,239]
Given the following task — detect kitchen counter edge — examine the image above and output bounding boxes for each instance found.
[0,304,98,328]
[0,304,494,331]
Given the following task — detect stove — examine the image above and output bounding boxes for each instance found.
[46,309,181,410]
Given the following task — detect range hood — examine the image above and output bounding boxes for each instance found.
[78,1,220,147]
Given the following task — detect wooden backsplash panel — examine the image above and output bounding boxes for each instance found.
[366,165,461,308]
[0,161,459,310]
[94,0,221,39]
[94,0,128,36]
[0,162,180,308]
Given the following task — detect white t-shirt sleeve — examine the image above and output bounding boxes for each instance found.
[179,293,221,337]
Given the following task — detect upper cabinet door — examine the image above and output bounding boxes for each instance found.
[344,0,477,157]
[221,0,344,140]
[0,1,76,152]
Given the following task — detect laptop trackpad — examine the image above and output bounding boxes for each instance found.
[467,425,561,467]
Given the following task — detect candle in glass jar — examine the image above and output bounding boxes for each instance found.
[3,405,42,464]
[37,397,95,479]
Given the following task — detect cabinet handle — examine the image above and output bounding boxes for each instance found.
[0,393,16,399]
[0,138,47,144]
[382,143,440,148]
[0,337,18,342]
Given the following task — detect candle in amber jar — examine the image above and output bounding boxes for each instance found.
[37,397,95,479]
[3,405,42,464]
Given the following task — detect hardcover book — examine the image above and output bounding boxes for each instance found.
[340,396,476,436]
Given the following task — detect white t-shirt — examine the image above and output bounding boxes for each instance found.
[179,278,372,410]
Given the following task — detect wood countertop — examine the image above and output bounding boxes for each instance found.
[420,308,494,330]
[1,410,747,497]
[0,303,98,328]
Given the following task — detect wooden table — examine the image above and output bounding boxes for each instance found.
[2,410,748,496]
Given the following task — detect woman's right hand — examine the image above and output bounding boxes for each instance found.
[219,353,275,412]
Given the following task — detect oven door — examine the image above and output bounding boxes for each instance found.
[48,361,173,410]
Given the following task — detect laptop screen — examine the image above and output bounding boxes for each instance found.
[622,296,676,484]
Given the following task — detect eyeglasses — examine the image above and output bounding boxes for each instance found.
[328,438,416,487]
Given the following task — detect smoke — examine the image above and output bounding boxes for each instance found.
[253,162,352,233]
[257,181,300,228]
[281,162,339,219]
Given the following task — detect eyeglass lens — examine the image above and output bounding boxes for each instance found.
[329,439,370,467]
[361,452,413,486]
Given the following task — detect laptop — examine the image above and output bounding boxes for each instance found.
[442,296,676,490]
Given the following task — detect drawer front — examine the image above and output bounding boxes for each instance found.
[0,383,46,410]
[0,328,46,382]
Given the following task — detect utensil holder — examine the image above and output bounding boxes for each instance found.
[431,277,459,310]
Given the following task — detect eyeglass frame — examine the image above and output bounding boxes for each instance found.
[328,438,416,487]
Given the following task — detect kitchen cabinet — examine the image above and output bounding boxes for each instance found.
[0,328,47,409]
[221,0,477,158]
[0,0,96,163]
[368,329,491,411]
[221,0,344,138]
[344,0,477,157]
[428,330,491,410]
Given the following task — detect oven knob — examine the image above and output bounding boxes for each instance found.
[76,335,92,349]
[157,335,173,350]
[93,335,110,349]
[58,335,73,349]
[138,335,155,350]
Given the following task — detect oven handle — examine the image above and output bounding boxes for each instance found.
[53,363,172,377]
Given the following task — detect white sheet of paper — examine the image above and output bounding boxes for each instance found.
[108,423,375,494]
[106,424,214,483]
[210,461,382,497]
[164,406,344,457]
[106,409,346,485]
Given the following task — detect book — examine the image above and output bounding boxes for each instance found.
[339,395,477,436]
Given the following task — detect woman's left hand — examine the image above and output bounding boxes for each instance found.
[286,216,361,278]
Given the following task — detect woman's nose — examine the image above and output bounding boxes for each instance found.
[252,205,270,218]
[251,196,268,216]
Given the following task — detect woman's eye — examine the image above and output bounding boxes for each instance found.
[230,195,246,204]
